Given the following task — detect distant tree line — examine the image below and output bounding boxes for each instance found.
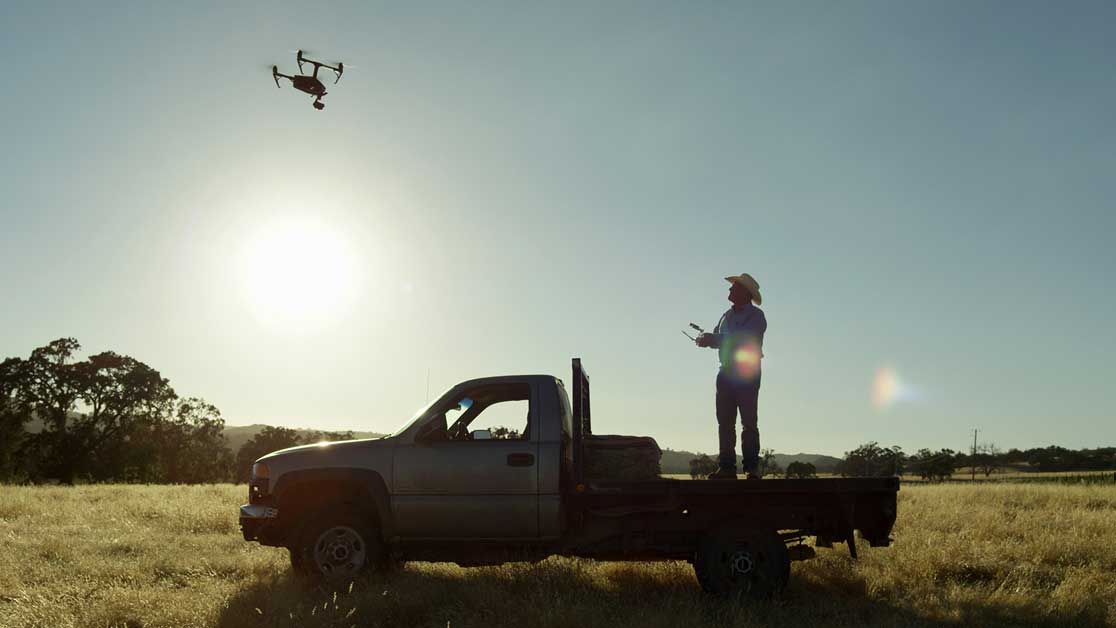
[687,450,818,479]
[687,441,1116,481]
[833,441,1116,482]
[0,339,353,484]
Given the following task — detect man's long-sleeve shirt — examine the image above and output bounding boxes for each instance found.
[710,303,766,378]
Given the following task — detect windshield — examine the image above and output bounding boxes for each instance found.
[389,389,466,437]
[390,399,437,437]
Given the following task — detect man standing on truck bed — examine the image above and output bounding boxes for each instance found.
[696,273,766,480]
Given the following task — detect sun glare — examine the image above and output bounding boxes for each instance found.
[239,218,355,330]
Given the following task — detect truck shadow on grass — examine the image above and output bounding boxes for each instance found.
[216,559,1110,628]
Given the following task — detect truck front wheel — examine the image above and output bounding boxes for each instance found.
[292,506,385,581]
[693,527,790,598]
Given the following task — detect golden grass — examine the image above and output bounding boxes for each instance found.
[1,483,1114,628]
[664,471,1116,482]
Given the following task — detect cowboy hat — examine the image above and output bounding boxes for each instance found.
[724,273,762,305]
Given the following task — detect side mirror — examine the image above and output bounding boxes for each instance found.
[470,429,492,441]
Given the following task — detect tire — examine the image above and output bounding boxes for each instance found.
[292,506,385,582]
[693,526,790,598]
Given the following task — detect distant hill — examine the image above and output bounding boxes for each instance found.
[660,448,842,475]
[222,424,387,453]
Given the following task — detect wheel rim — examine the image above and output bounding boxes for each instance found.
[312,526,367,577]
[716,539,772,593]
[729,549,755,577]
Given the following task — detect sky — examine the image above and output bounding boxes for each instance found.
[2,1,1114,457]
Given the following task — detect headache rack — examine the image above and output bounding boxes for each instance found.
[571,357,592,488]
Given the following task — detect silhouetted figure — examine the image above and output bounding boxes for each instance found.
[696,273,766,480]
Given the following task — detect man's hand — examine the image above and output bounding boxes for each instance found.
[696,333,714,348]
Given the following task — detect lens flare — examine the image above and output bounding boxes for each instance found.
[872,367,919,409]
[731,341,762,381]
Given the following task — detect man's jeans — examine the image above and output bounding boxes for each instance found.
[716,369,761,472]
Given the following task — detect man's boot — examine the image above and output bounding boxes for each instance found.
[707,468,737,480]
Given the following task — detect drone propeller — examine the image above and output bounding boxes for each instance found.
[271,65,280,88]
[290,49,313,73]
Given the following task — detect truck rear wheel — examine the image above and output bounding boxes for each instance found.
[292,506,386,582]
[693,527,790,598]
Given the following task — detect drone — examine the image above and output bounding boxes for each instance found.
[272,50,344,110]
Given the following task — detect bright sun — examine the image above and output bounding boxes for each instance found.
[239,218,355,330]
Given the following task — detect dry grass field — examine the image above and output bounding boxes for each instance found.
[1,483,1114,628]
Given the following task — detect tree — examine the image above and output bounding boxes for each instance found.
[236,426,303,481]
[836,442,905,477]
[488,426,521,440]
[304,429,358,443]
[15,339,180,483]
[0,358,30,481]
[21,339,99,482]
[1001,448,1027,468]
[689,454,718,479]
[22,339,83,424]
[154,398,234,483]
[759,448,782,477]
[1026,446,1080,472]
[909,448,957,482]
[973,443,1003,477]
[785,461,817,479]
[72,351,177,483]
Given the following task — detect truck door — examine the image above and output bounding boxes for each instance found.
[392,381,539,539]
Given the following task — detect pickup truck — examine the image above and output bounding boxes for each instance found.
[240,359,898,597]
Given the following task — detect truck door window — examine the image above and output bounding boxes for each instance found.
[445,383,531,441]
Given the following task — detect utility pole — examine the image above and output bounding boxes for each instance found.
[971,428,979,482]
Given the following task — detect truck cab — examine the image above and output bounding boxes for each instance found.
[390,375,563,540]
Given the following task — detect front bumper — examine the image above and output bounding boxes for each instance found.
[239,503,283,545]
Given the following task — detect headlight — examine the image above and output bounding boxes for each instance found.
[250,462,271,498]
